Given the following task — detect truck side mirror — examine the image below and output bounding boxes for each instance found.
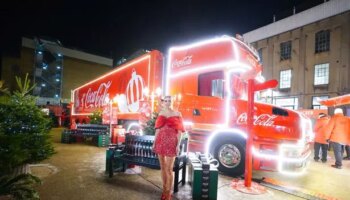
[211,79,224,98]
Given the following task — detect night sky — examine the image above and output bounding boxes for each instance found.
[1,0,324,61]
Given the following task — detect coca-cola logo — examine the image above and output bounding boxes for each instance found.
[236,113,277,126]
[82,81,111,109]
[172,55,192,68]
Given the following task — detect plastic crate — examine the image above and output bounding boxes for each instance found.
[96,135,110,147]
[61,131,74,143]
[189,156,218,200]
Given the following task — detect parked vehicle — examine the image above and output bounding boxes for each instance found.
[71,35,312,176]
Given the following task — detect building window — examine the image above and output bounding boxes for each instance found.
[258,48,263,64]
[280,41,291,60]
[315,30,330,53]
[312,96,329,110]
[314,63,329,85]
[280,69,292,89]
[274,97,298,110]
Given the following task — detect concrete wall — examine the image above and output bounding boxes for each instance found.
[61,56,111,100]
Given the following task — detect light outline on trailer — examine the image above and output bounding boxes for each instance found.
[71,54,152,116]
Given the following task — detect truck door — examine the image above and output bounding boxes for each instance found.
[194,70,226,125]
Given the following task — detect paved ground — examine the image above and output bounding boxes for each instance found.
[32,128,350,200]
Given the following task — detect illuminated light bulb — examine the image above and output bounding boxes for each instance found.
[143,87,150,97]
[155,87,162,96]
[177,93,182,101]
[113,96,118,103]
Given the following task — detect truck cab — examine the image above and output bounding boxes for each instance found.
[167,36,312,176]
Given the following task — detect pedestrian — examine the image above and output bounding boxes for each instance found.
[313,113,330,163]
[325,108,350,169]
[343,114,350,160]
[343,145,350,160]
[152,96,185,200]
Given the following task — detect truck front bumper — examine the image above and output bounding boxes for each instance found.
[253,143,311,175]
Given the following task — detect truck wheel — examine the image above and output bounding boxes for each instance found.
[213,139,245,176]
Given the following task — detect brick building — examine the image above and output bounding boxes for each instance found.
[243,0,350,111]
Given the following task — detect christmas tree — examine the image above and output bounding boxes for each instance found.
[0,74,55,175]
[142,112,158,135]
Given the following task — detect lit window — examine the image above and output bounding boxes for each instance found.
[280,69,291,89]
[274,97,298,110]
[315,30,330,53]
[280,41,291,60]
[314,63,329,85]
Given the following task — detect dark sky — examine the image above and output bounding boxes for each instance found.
[1,0,324,61]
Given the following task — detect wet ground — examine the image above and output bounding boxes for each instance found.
[32,128,350,200]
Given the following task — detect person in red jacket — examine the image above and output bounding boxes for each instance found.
[313,113,330,163]
[326,108,350,169]
[343,116,350,160]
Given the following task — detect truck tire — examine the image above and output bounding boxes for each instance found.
[212,138,245,176]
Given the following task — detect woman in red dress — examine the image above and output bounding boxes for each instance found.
[153,96,185,200]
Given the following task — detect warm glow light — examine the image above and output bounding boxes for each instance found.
[143,87,150,97]
[177,93,182,101]
[155,87,162,96]
[112,96,118,103]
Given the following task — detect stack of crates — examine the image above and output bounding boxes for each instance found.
[61,129,74,143]
[96,134,110,147]
[188,153,218,200]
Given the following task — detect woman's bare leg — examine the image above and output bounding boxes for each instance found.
[164,156,176,199]
[158,155,167,193]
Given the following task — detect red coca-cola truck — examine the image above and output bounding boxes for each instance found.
[71,35,312,176]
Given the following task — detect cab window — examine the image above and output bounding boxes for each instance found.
[198,71,224,97]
